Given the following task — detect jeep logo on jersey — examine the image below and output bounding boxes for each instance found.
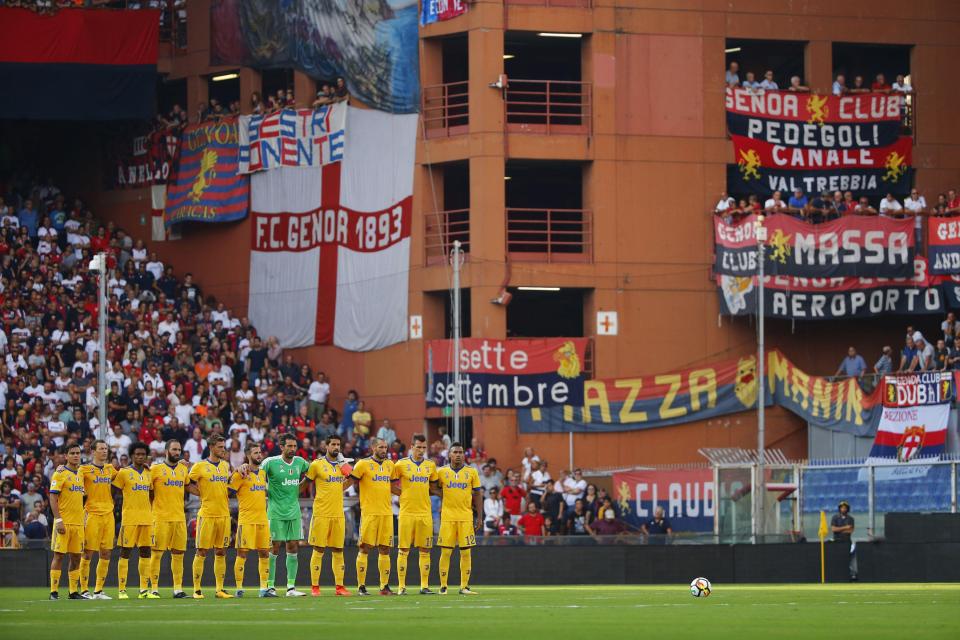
[372,474,391,482]
[447,482,468,489]
[281,478,300,486]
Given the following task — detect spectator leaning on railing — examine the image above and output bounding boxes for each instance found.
[836,347,867,378]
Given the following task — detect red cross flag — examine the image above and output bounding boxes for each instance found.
[597,311,618,336]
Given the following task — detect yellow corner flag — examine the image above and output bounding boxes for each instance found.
[818,510,828,584]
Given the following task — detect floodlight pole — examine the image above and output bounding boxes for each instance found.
[756,216,767,543]
[96,253,108,440]
[451,241,462,444]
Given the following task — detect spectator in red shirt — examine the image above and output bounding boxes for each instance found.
[871,73,891,93]
[517,501,545,537]
[500,476,526,525]
[946,189,960,214]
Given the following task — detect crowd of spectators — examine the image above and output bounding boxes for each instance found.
[726,63,913,98]
[838,313,960,382]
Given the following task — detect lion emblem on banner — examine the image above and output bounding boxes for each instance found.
[897,426,925,462]
[882,151,908,183]
[190,149,218,203]
[734,355,758,408]
[768,228,793,264]
[806,94,829,126]
[553,341,581,379]
[737,148,762,181]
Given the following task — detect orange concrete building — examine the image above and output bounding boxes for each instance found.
[85,0,960,470]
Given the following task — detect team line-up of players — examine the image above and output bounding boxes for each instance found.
[48,433,483,600]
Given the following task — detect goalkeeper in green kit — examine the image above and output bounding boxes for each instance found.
[259,434,311,597]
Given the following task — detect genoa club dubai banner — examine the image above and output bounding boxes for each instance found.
[165,118,249,226]
[421,0,467,25]
[424,339,588,409]
[927,216,960,275]
[519,350,883,435]
[715,213,914,279]
[717,258,944,320]
[612,469,715,533]
[246,107,417,352]
[238,104,348,174]
[108,127,181,189]
[882,371,953,408]
[0,8,158,120]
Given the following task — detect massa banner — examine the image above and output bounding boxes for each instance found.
[715,213,914,279]
[426,339,588,409]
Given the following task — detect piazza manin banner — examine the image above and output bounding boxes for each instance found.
[425,338,588,409]
[715,212,914,279]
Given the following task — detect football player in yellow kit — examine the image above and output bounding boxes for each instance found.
[229,441,272,598]
[150,440,190,598]
[49,443,86,600]
[435,442,482,595]
[112,442,157,599]
[349,437,396,595]
[391,434,438,594]
[186,434,234,599]
[305,434,352,597]
[78,439,117,599]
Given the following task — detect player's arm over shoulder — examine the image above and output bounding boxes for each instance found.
[350,458,366,479]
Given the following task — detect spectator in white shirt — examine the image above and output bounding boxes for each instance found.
[879,193,903,216]
[482,488,504,536]
[741,71,759,92]
[184,427,205,461]
[376,419,397,446]
[306,371,330,421]
[228,419,250,446]
[714,192,736,213]
[525,459,551,507]
[832,74,847,96]
[107,424,132,459]
[758,70,778,90]
[892,74,912,93]
[764,191,788,211]
[725,61,740,87]
[145,253,164,281]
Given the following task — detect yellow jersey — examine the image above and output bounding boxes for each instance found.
[350,457,395,517]
[306,457,346,518]
[228,469,268,525]
[188,458,231,518]
[78,463,117,515]
[50,466,85,526]
[437,465,480,522]
[112,466,154,526]
[150,462,189,522]
[392,457,437,517]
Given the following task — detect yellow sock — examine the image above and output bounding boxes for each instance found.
[50,568,62,593]
[138,557,150,591]
[150,553,161,590]
[355,550,368,588]
[419,551,431,589]
[214,555,226,592]
[396,550,409,589]
[439,548,452,589]
[310,549,324,587]
[95,556,110,593]
[234,556,245,590]
[79,557,90,593]
[117,557,129,592]
[331,550,345,587]
[377,552,391,590]
[68,568,80,594]
[459,549,472,590]
[258,556,270,590]
[171,553,184,592]
[192,554,205,593]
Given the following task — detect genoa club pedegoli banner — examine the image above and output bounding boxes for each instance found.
[165,118,249,226]
[715,213,914,279]
[0,8,158,120]
[613,469,715,533]
[246,107,417,352]
[238,104,347,174]
[425,339,588,409]
[927,216,960,275]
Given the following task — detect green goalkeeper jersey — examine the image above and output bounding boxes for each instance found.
[261,455,310,520]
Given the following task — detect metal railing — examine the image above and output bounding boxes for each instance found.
[422,81,469,138]
[506,208,592,262]
[505,79,592,135]
[506,0,592,6]
[425,209,470,265]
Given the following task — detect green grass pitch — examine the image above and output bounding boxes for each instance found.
[1,584,957,639]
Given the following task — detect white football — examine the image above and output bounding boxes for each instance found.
[690,577,712,598]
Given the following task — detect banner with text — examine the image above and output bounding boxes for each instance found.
[882,371,953,408]
[715,212,914,279]
[717,257,944,320]
[108,126,181,189]
[865,403,949,464]
[165,118,249,226]
[612,469,715,533]
[421,0,467,25]
[519,350,883,436]
[238,104,347,174]
[426,339,588,409]
[927,216,960,275]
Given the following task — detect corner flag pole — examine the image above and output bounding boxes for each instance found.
[818,509,829,584]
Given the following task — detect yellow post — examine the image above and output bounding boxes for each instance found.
[818,510,829,584]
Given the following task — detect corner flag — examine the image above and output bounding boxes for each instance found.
[818,510,828,584]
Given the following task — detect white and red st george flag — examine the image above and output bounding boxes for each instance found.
[247,108,418,351]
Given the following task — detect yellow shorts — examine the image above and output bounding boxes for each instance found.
[398,515,434,549]
[438,520,476,549]
[119,523,154,548]
[358,514,393,547]
[84,512,114,550]
[196,516,231,549]
[153,520,187,551]
[308,516,345,549]
[51,524,84,555]
[236,523,270,550]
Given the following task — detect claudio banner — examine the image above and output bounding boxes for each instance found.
[612,469,715,533]
[164,117,249,226]
[426,338,588,409]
